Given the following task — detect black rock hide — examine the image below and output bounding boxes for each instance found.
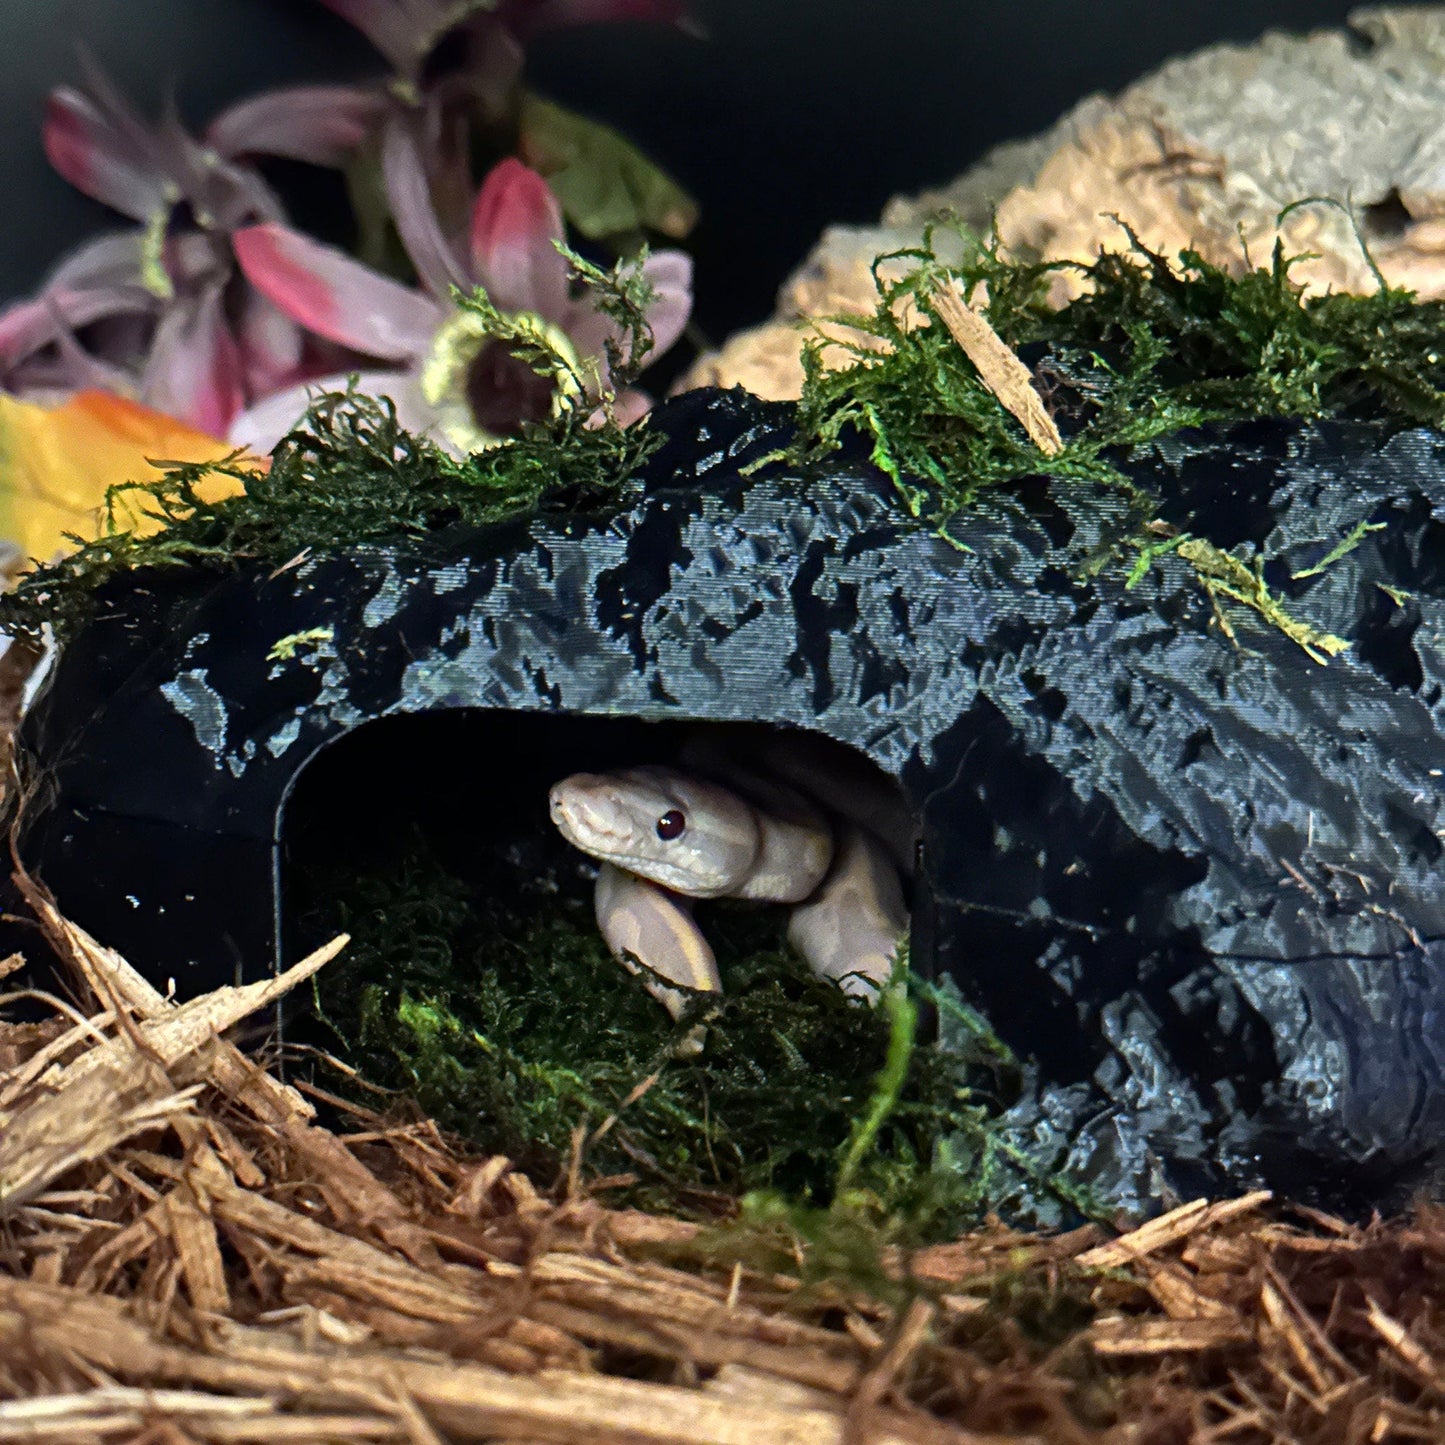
[16,389,1445,1219]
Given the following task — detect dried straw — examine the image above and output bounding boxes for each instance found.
[2,886,1444,1443]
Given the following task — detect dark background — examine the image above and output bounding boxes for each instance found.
[1,0,1363,342]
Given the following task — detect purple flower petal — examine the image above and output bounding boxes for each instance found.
[605,386,654,426]
[637,248,692,356]
[157,100,284,231]
[315,0,459,75]
[414,98,482,239]
[381,120,470,298]
[161,232,227,292]
[228,366,442,453]
[207,86,386,167]
[234,223,442,361]
[226,374,335,453]
[0,287,156,371]
[45,63,285,239]
[140,284,246,434]
[314,0,412,68]
[236,289,306,399]
[44,87,167,220]
[564,248,692,383]
[76,312,155,376]
[447,18,525,123]
[29,318,137,396]
[45,230,146,292]
[3,323,136,402]
[468,159,569,319]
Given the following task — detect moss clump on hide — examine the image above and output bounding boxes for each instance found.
[6,219,1445,642]
[789,221,1445,532]
[0,256,664,646]
[296,835,1088,1237]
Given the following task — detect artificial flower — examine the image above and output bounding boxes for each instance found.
[0,64,369,433]
[307,0,700,245]
[0,391,252,564]
[230,143,691,455]
[317,0,695,83]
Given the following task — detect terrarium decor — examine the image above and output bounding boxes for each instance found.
[10,221,1445,1229]
[6,7,1445,1440]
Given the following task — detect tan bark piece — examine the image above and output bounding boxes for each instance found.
[1076,1190,1272,1269]
[162,1180,232,1315]
[1365,1297,1445,1393]
[928,284,1062,455]
[0,1277,960,1445]
[0,1062,201,1218]
[1089,1315,1255,1355]
[52,934,345,1096]
[528,1297,862,1394]
[686,7,1445,396]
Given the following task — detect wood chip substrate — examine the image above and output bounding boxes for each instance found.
[2,883,1444,1444]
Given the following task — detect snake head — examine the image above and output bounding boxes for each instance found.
[548,765,760,896]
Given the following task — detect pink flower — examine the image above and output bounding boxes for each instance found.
[229,143,691,455]
[318,0,696,81]
[292,0,700,247]
[0,64,379,433]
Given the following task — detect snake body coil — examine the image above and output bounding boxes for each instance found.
[548,746,910,1021]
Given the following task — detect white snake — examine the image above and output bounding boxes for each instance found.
[548,737,911,1021]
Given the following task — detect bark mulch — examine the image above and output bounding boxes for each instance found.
[2,881,1443,1445]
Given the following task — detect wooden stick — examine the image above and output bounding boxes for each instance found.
[929,282,1063,456]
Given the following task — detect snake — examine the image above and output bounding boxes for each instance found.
[547,736,911,1021]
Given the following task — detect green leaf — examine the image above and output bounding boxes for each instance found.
[519,93,698,241]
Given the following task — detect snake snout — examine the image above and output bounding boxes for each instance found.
[549,776,633,855]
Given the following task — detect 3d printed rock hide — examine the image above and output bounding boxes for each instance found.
[19,388,1445,1217]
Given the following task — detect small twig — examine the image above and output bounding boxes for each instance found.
[1077,1191,1273,1269]
[1365,1297,1445,1395]
[929,281,1063,456]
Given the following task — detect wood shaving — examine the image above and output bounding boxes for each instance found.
[2,892,1444,1442]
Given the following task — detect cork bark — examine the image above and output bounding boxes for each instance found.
[686,6,1445,399]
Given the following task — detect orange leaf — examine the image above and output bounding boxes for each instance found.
[0,390,264,566]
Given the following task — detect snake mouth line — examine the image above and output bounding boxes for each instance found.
[548,780,637,854]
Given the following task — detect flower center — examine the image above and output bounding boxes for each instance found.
[420,307,583,453]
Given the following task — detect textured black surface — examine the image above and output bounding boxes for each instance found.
[18,388,1445,1217]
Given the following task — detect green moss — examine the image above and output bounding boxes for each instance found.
[788,222,1445,533]
[1173,535,1350,663]
[7,222,1444,643]
[780,220,1445,645]
[296,833,1082,1237]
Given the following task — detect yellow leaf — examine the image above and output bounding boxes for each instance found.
[0,390,260,566]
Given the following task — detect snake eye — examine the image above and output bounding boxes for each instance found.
[656,809,686,840]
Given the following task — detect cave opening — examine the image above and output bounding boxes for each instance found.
[274,708,948,1201]
[279,707,921,1006]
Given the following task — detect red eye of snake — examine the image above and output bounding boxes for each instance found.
[656,809,686,840]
